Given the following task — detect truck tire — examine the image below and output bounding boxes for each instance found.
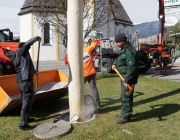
[100,58,112,73]
[137,50,150,74]
[138,67,149,74]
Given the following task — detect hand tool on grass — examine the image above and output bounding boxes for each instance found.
[113,68,133,93]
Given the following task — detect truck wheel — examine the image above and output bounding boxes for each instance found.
[100,58,112,73]
[137,50,150,74]
[138,67,149,74]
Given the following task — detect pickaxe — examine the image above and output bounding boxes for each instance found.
[113,68,133,93]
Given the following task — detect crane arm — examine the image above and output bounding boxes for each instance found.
[158,0,165,45]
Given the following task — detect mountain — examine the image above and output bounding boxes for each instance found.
[134,21,159,38]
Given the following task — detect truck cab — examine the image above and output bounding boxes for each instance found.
[0,29,19,75]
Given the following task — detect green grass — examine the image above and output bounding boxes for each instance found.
[1,73,180,140]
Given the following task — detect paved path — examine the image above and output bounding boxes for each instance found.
[34,59,180,82]
[142,60,180,82]
[33,61,68,76]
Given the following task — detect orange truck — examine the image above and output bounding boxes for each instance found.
[137,0,172,75]
[0,28,19,75]
[0,29,69,114]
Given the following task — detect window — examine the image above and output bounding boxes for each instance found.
[44,23,50,44]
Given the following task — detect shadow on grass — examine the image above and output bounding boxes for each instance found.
[1,96,69,122]
[99,87,180,116]
[132,104,180,122]
[98,92,144,114]
[133,88,180,107]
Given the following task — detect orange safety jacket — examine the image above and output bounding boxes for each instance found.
[83,42,97,77]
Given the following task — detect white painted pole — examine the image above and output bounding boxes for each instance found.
[67,0,84,122]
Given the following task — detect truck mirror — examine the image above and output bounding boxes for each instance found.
[63,35,68,48]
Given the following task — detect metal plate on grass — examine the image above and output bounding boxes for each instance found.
[34,120,71,139]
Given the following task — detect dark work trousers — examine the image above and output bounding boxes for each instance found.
[17,79,35,127]
[84,74,100,108]
[120,80,134,119]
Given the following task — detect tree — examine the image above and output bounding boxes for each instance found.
[32,0,112,41]
[165,22,180,45]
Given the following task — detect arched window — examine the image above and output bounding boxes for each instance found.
[44,23,50,44]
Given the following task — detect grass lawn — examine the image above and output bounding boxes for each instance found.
[0,73,180,140]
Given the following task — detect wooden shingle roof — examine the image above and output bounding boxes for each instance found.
[18,0,133,26]
[109,0,133,25]
[18,0,63,15]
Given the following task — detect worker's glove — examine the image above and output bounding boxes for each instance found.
[125,84,134,95]
[129,86,134,94]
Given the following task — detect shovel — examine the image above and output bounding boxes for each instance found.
[36,40,41,91]
[113,68,133,93]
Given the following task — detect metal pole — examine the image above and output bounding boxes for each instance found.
[68,0,84,122]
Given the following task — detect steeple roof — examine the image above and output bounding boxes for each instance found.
[18,0,133,25]
[18,0,62,15]
[109,0,133,25]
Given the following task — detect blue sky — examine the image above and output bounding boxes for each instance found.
[0,0,24,35]
[0,0,159,35]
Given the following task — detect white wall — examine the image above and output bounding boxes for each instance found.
[19,13,65,61]
[115,24,133,36]
[33,18,56,61]
[19,13,34,57]
[96,20,133,38]
[19,13,33,42]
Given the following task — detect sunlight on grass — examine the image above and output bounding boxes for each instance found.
[0,73,180,140]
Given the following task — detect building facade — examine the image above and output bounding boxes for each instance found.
[18,0,134,61]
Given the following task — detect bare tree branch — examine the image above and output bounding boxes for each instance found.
[32,0,113,41]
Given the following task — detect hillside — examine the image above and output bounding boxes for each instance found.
[134,21,159,38]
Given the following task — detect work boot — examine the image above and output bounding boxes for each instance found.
[117,117,131,124]
[18,124,33,131]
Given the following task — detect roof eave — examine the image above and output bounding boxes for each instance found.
[115,19,134,26]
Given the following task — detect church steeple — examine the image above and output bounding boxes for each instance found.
[18,0,62,16]
[18,0,34,15]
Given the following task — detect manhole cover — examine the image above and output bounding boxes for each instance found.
[34,120,71,139]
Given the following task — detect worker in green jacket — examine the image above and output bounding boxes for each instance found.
[112,33,139,124]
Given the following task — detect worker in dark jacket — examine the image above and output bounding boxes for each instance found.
[13,36,41,131]
[112,33,139,124]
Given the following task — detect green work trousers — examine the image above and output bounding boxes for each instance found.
[120,80,134,119]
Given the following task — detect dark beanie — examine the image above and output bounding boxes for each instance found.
[115,33,127,43]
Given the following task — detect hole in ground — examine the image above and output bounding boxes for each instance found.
[59,95,97,123]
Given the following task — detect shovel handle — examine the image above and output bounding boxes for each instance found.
[113,68,132,91]
[36,41,41,72]
[36,40,41,90]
